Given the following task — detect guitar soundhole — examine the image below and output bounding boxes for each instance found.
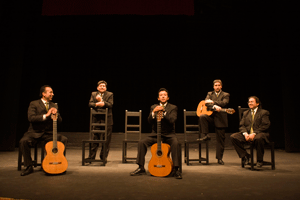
[52,148,58,154]
[156,150,162,157]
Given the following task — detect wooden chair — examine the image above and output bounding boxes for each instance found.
[238,106,275,170]
[122,110,142,163]
[82,108,108,166]
[184,109,209,165]
[18,141,45,171]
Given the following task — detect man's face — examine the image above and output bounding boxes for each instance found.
[97,83,107,93]
[42,87,54,101]
[158,91,169,104]
[213,82,222,93]
[248,98,259,109]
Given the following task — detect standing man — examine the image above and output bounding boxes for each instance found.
[19,85,68,176]
[230,96,270,168]
[198,79,230,165]
[88,80,113,160]
[130,88,182,179]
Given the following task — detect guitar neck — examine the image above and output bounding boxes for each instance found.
[157,120,162,150]
[53,120,57,149]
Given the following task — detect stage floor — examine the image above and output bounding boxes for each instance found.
[1,141,300,200]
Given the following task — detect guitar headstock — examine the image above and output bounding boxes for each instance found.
[156,111,164,121]
[51,113,58,121]
[225,108,235,115]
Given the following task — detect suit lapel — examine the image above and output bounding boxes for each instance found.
[253,108,261,124]
[39,99,47,112]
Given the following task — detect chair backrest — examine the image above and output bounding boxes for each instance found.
[238,106,249,122]
[89,108,108,140]
[125,110,142,140]
[183,109,200,141]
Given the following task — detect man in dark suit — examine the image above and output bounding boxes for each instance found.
[130,88,182,179]
[88,80,113,160]
[230,96,270,167]
[198,79,230,165]
[19,85,68,176]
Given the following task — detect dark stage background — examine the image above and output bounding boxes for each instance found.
[2,0,299,151]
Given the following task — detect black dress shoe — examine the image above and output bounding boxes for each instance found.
[130,167,146,176]
[242,154,250,166]
[21,165,34,176]
[218,159,225,165]
[174,170,182,179]
[256,161,263,168]
[197,135,211,142]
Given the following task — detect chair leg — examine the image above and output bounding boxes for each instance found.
[186,143,190,166]
[122,141,126,163]
[18,147,22,171]
[184,143,187,163]
[206,141,209,164]
[250,143,254,170]
[179,143,182,173]
[82,142,85,166]
[198,142,202,163]
[271,142,275,170]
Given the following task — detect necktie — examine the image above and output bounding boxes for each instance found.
[45,102,49,111]
[250,109,255,134]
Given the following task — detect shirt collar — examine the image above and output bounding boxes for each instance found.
[41,98,48,104]
[160,102,167,107]
[252,107,258,114]
[215,90,222,96]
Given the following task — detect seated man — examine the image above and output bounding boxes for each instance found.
[230,96,270,168]
[130,88,182,179]
[19,85,68,176]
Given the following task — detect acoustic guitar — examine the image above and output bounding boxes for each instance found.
[148,110,173,177]
[196,100,235,117]
[42,113,68,174]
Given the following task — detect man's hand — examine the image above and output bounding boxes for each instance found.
[153,106,164,113]
[46,107,57,117]
[96,95,102,102]
[96,102,105,107]
[205,99,214,104]
[214,105,222,112]
[244,133,256,142]
[248,133,256,142]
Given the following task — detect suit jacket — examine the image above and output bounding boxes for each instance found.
[148,103,177,136]
[25,99,62,138]
[205,91,230,128]
[89,91,113,125]
[239,108,270,141]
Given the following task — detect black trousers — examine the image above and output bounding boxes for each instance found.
[89,125,113,159]
[198,114,226,160]
[136,134,181,168]
[19,133,68,167]
[230,132,266,162]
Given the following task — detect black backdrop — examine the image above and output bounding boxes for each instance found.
[2,1,299,151]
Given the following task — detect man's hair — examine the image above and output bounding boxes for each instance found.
[40,85,52,97]
[248,96,262,108]
[158,88,169,97]
[213,79,222,86]
[97,80,107,87]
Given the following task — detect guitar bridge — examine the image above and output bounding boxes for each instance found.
[154,165,165,168]
[49,162,62,165]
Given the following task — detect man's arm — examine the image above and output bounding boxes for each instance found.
[102,93,113,109]
[254,110,270,134]
[89,92,97,108]
[28,101,44,122]
[214,92,230,108]
[163,105,178,125]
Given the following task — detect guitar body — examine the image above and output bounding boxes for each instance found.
[197,100,213,117]
[148,143,173,177]
[42,141,68,174]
